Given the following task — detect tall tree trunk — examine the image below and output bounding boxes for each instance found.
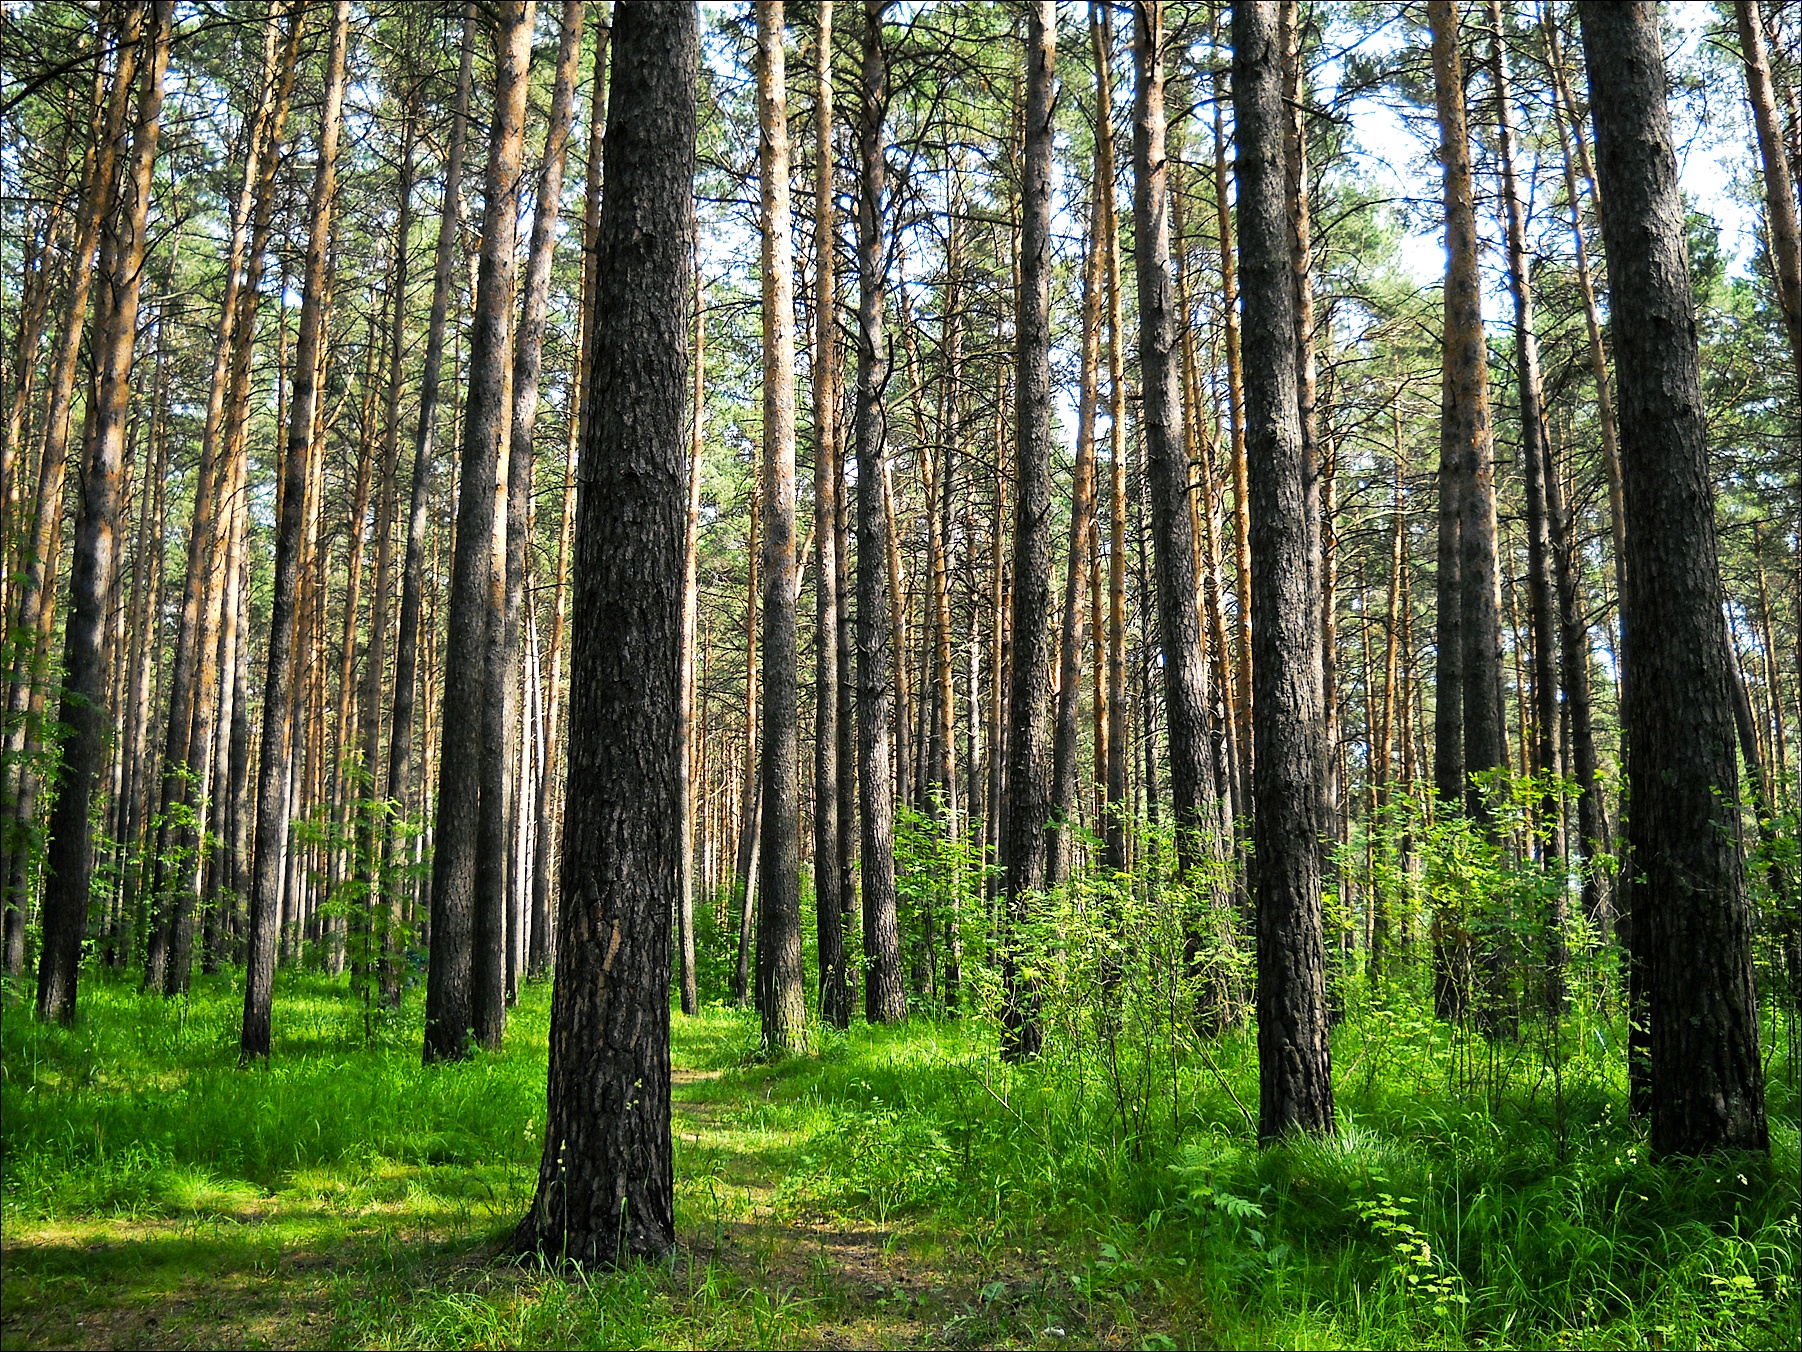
[1098,2,1130,878]
[1234,0,1333,1138]
[3,12,139,977]
[678,268,703,1015]
[854,0,906,1024]
[733,483,760,1005]
[535,15,610,987]
[488,0,583,1011]
[389,6,476,1002]
[429,0,535,1061]
[514,0,695,1264]
[999,0,1057,1061]
[363,103,415,1001]
[755,0,807,1051]
[37,1,171,1024]
[1580,0,1768,1156]
[241,0,349,1057]
[1431,0,1506,815]
[1050,148,1103,891]
[812,0,849,1029]
[1490,0,1563,875]
[1133,1,1228,895]
[1735,0,1802,394]
[1213,11,1254,821]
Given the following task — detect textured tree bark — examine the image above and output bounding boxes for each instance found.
[998,0,1057,1062]
[3,11,139,977]
[1233,0,1334,1139]
[145,5,287,995]
[809,1,847,1028]
[1212,19,1254,822]
[37,1,171,1024]
[1134,0,1229,894]
[1735,1,1802,393]
[1491,0,1563,873]
[1580,0,1768,1156]
[755,0,807,1051]
[389,6,476,1004]
[1049,155,1102,892]
[430,0,535,1060]
[1429,0,1506,823]
[514,0,695,1265]
[1097,1,1130,878]
[532,17,609,987]
[855,0,906,1025]
[484,0,582,1014]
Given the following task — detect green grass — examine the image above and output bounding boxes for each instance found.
[2,967,1797,1349]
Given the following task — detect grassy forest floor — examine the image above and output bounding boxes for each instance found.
[2,969,1798,1350]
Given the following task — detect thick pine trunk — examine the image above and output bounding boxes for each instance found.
[1580,0,1768,1156]
[755,0,807,1051]
[1134,0,1228,893]
[854,0,906,1024]
[429,0,535,1061]
[999,0,1057,1062]
[1490,0,1563,876]
[388,7,475,1003]
[812,0,849,1028]
[1098,3,1130,878]
[37,2,171,1024]
[1233,0,1334,1139]
[3,14,139,977]
[514,0,696,1265]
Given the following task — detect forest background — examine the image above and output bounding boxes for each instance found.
[1,0,1798,1347]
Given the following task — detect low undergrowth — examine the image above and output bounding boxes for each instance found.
[2,966,1797,1349]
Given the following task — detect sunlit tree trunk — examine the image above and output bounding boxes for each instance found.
[1233,0,1333,1139]
[855,0,906,1024]
[428,0,535,1060]
[388,7,476,1002]
[37,1,171,1024]
[755,0,807,1050]
[514,0,695,1264]
[1581,0,1768,1157]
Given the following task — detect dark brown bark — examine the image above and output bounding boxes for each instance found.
[1098,1,1129,877]
[813,0,849,1029]
[3,12,138,977]
[1049,150,1103,892]
[486,0,582,1011]
[37,1,170,1023]
[430,0,535,1060]
[997,0,1057,1062]
[1233,0,1333,1139]
[756,0,806,1052]
[1580,0,1768,1156]
[1429,0,1507,820]
[389,7,476,1001]
[855,0,905,1025]
[1491,0,1563,871]
[514,0,695,1265]
[241,0,350,1058]
[1134,0,1228,890]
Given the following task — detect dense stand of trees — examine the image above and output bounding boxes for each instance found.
[2,0,1797,1263]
